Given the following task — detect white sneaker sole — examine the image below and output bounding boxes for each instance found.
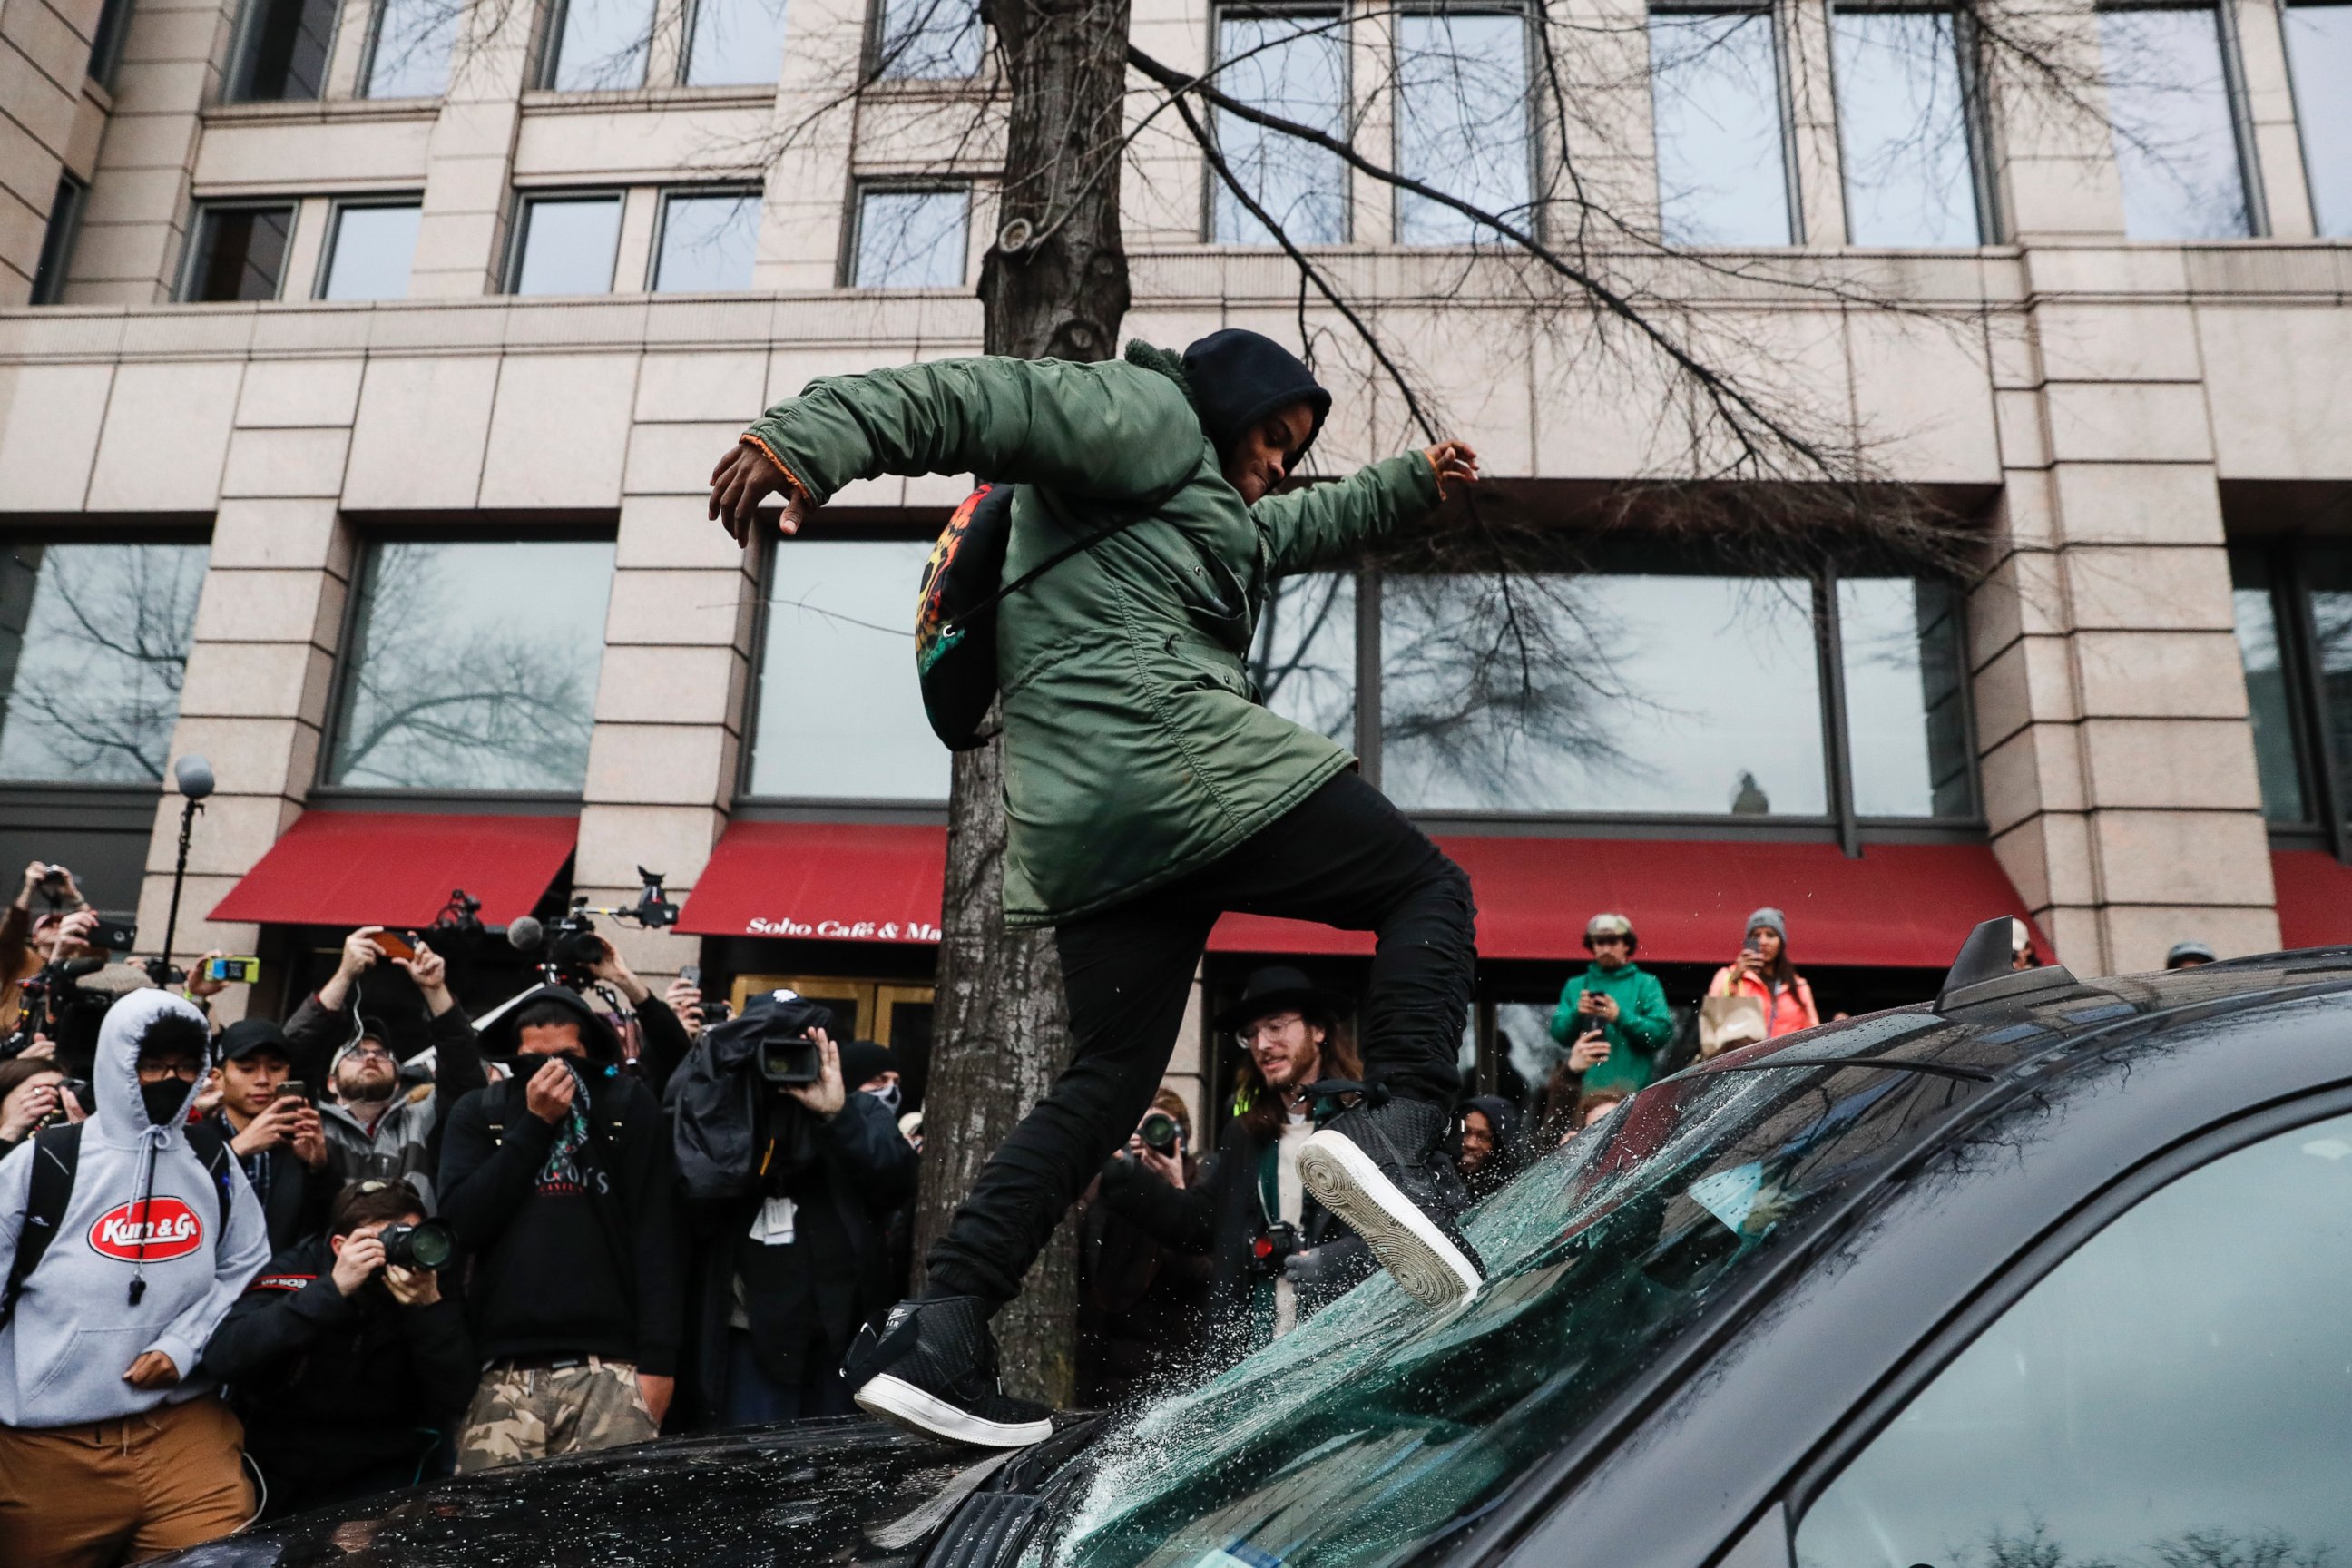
[855,1372,1054,1448]
[1298,1127,1484,1308]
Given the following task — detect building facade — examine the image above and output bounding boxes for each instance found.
[1,0,2348,1122]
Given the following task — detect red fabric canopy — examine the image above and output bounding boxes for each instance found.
[210,811,577,929]
[2272,849,2352,949]
[680,820,2035,968]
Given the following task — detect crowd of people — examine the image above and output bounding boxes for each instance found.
[0,848,2230,1567]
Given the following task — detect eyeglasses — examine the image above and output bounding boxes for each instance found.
[343,1044,395,1063]
[1239,1013,1307,1049]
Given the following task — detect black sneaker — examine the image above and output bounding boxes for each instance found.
[845,1296,1054,1447]
[1299,1096,1485,1308]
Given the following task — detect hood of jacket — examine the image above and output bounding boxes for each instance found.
[1175,329,1332,464]
[482,985,623,1063]
[0,987,270,1427]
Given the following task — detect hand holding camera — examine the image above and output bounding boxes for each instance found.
[1568,1030,1612,1073]
[782,1029,845,1121]
[334,1220,455,1299]
[1125,1110,1186,1188]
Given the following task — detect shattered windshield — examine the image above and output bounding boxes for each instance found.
[1041,1010,1984,1568]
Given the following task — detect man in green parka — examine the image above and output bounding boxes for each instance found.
[1548,911,1676,1096]
[710,329,1483,1446]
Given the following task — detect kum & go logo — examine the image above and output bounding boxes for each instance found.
[88,1197,204,1262]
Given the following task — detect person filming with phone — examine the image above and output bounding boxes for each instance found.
[201,1019,337,1252]
[288,927,488,1213]
[1706,906,1820,1041]
[201,1178,475,1520]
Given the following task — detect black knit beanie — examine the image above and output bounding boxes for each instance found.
[1181,329,1333,464]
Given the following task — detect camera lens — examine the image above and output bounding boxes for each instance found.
[379,1220,456,1271]
[1139,1112,1179,1152]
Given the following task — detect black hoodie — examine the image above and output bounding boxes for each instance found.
[1181,328,1333,463]
[436,987,682,1375]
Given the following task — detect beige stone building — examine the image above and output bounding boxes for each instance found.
[0,0,2347,1118]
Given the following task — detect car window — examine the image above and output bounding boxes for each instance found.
[1796,1108,2352,1568]
[1045,1011,2004,1568]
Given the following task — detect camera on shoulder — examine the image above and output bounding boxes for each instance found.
[704,990,834,1088]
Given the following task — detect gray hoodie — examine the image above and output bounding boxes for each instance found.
[0,988,269,1427]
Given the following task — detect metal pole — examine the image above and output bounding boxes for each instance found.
[149,796,201,986]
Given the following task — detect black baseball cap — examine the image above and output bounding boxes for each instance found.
[217,1018,295,1064]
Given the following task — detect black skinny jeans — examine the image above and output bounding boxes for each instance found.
[925,770,1476,1307]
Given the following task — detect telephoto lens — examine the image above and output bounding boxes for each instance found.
[1139,1111,1181,1154]
[378,1219,456,1271]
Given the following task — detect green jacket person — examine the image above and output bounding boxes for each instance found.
[710,331,1484,1446]
[1549,912,1676,1095]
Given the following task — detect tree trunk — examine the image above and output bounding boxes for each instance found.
[913,0,1133,1408]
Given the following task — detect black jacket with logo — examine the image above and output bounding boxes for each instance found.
[437,1067,684,1376]
[200,1233,475,1514]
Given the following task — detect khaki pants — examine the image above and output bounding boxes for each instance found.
[0,1396,254,1568]
[456,1357,655,1473]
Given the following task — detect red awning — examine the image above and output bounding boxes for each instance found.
[2273,850,2352,949]
[679,820,2034,968]
[210,811,578,929]
[677,821,946,942]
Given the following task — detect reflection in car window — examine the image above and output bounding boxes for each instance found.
[1048,1011,1975,1568]
[1797,1109,2352,1568]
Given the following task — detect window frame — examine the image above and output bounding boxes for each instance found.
[1386,2,1542,247]
[30,174,86,306]
[177,200,299,302]
[650,184,763,291]
[862,0,986,81]
[224,0,342,102]
[2092,0,2269,238]
[1202,1,1355,246]
[1822,1,2000,246]
[1645,0,1803,248]
[503,187,627,296]
[314,524,620,808]
[311,194,425,300]
[2235,536,2352,861]
[535,0,654,91]
[838,179,972,289]
[357,0,458,99]
[2280,0,2352,239]
[1781,1080,2352,1544]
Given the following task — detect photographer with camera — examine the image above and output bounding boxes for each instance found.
[1077,1088,1210,1406]
[0,990,270,1567]
[288,928,487,1212]
[437,985,682,1470]
[678,1009,919,1428]
[200,1178,474,1519]
[201,1020,336,1252]
[0,1058,83,1161]
[0,862,83,1053]
[573,932,696,1096]
[1099,968,1373,1366]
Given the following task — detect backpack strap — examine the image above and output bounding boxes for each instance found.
[181,1117,239,1221]
[3,1123,83,1327]
[945,475,1193,635]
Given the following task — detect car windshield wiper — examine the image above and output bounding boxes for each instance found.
[1707,1054,1994,1083]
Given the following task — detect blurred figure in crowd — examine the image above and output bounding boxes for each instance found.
[0,992,270,1568]
[0,1057,83,1161]
[2010,918,2042,971]
[1707,907,1818,1039]
[1077,1088,1211,1406]
[289,927,486,1211]
[2166,940,2216,971]
[205,1020,336,1252]
[1548,913,1674,1099]
[1576,1088,1630,1131]
[1456,1094,1527,1200]
[201,1179,474,1520]
[439,986,681,1470]
[575,936,696,1094]
[0,861,84,1047]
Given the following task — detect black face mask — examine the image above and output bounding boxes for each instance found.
[141,1078,191,1127]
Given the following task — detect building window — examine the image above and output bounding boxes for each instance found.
[0,543,209,784]
[506,192,622,295]
[1251,571,1357,743]
[652,189,760,290]
[872,0,982,78]
[543,0,652,89]
[229,0,339,101]
[1831,6,1984,245]
[2230,541,2351,842]
[2097,4,2252,239]
[317,201,422,299]
[181,203,296,302]
[1649,5,1794,245]
[1394,10,1532,245]
[1210,5,1348,245]
[1838,574,1972,817]
[685,0,789,84]
[746,539,950,802]
[2284,0,2352,238]
[324,538,616,794]
[363,0,459,96]
[848,184,968,287]
[30,175,85,306]
[88,0,134,89]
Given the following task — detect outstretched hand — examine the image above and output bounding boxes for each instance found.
[710,443,808,546]
[1424,439,1480,496]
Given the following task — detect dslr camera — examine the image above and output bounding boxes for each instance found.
[1138,1110,1181,1155]
[378,1219,456,1272]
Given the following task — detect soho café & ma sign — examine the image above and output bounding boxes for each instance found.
[745,916,945,942]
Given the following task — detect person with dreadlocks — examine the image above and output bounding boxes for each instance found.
[436,985,682,1471]
[712,329,1484,1446]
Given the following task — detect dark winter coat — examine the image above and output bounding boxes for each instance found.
[201,1233,475,1517]
[1076,1160,1212,1406]
[288,992,487,1213]
[205,1108,338,1254]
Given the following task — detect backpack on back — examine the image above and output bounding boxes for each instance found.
[2,1119,238,1326]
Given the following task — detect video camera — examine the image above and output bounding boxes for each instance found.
[505,867,681,992]
[705,990,832,1088]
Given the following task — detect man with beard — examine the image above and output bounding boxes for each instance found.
[289,928,486,1211]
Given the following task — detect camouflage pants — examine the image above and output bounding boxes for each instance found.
[456,1358,656,1474]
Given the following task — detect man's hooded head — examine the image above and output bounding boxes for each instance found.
[92,988,212,1136]
[486,985,622,1063]
[1181,329,1333,469]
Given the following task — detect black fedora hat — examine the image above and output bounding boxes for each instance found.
[1214,965,1345,1034]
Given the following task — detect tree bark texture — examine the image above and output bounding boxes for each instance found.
[914,0,1134,1408]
